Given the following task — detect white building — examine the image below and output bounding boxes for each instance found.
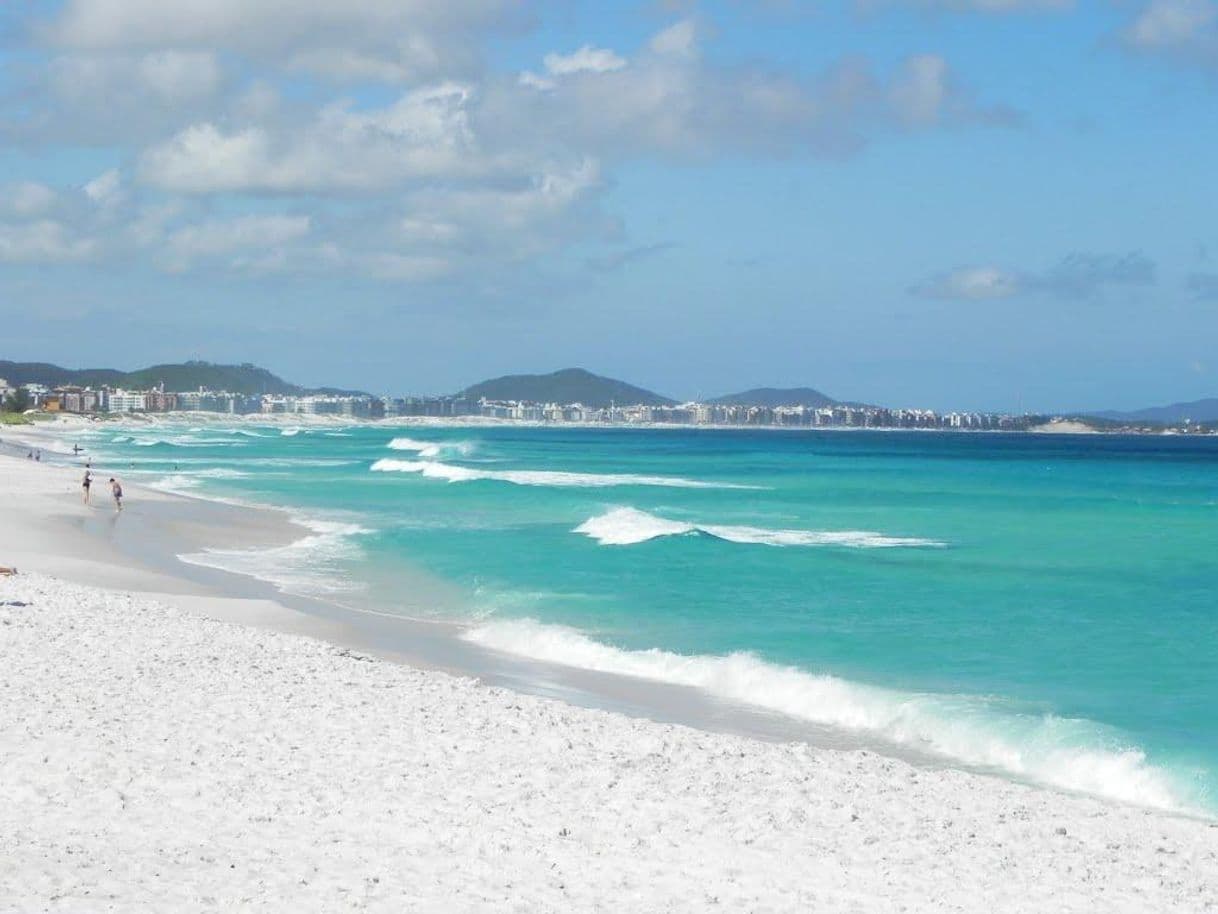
[107,389,147,412]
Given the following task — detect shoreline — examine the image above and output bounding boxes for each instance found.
[2,429,1214,816]
[3,451,1218,908]
[0,446,966,767]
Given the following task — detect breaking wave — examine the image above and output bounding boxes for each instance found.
[178,516,372,598]
[387,437,478,458]
[575,507,945,548]
[370,458,760,489]
[463,618,1203,813]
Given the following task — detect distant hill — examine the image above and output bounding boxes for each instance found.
[0,359,366,396]
[1091,398,1218,424]
[460,368,675,409]
[710,387,838,408]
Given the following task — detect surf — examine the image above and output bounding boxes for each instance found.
[463,617,1201,814]
[369,459,761,489]
[574,507,945,548]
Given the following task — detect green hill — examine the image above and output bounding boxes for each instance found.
[460,368,675,409]
[709,387,838,408]
[0,360,365,396]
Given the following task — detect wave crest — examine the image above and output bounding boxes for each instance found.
[387,437,477,458]
[463,618,1198,812]
[575,507,945,548]
[370,458,759,489]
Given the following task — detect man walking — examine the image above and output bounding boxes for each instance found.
[109,477,123,512]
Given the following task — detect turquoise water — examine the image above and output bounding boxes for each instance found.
[78,422,1218,813]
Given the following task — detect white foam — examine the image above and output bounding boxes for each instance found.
[386,437,476,458]
[280,427,302,437]
[370,459,759,489]
[131,435,244,448]
[148,474,201,494]
[575,507,945,548]
[463,618,1195,812]
[179,516,373,598]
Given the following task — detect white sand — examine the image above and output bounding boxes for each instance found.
[2,453,1218,911]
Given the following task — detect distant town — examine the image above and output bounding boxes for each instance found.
[2,377,1212,434]
[2,361,1214,435]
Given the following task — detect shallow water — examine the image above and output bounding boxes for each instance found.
[78,422,1218,813]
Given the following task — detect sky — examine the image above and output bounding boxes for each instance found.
[1,0,1215,411]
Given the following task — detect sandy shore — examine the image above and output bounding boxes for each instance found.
[2,450,1217,911]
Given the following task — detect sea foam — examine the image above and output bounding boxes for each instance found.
[387,437,477,458]
[370,458,760,489]
[463,618,1197,812]
[575,507,945,548]
[179,516,372,598]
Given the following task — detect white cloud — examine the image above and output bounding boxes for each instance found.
[362,252,454,282]
[84,169,124,206]
[47,0,515,82]
[913,252,1157,300]
[912,265,1021,300]
[167,214,311,258]
[137,50,222,102]
[0,220,97,263]
[3,183,58,217]
[543,46,627,76]
[139,83,481,193]
[890,55,951,126]
[1124,0,1218,64]
[649,20,699,58]
[503,24,1014,158]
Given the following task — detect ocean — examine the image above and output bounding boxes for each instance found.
[75,421,1218,814]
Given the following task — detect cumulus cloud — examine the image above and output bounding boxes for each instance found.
[3,183,58,217]
[46,0,517,82]
[1123,0,1218,65]
[6,5,1018,285]
[912,252,1157,300]
[543,46,628,76]
[83,169,124,206]
[166,214,311,261]
[0,220,97,263]
[506,26,1015,159]
[139,83,481,193]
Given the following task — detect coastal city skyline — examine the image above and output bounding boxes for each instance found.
[3,2,1216,412]
[4,362,1214,432]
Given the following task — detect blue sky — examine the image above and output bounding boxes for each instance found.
[1,0,1215,410]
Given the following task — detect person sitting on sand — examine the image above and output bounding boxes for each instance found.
[82,470,92,505]
[109,478,123,512]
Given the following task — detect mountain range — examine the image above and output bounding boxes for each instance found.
[460,369,848,409]
[0,360,365,397]
[460,368,677,409]
[708,387,838,408]
[1089,398,1218,424]
[4,358,1213,422]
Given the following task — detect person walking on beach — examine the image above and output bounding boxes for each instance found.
[109,478,123,512]
[82,470,92,505]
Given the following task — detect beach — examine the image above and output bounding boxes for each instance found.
[2,445,1218,911]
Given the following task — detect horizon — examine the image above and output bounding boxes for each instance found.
[2,2,1216,412]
